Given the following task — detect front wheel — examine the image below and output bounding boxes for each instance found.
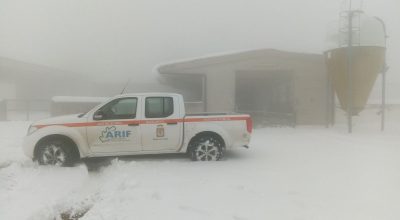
[37,139,77,166]
[189,136,224,161]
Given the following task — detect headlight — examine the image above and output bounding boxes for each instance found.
[27,125,38,136]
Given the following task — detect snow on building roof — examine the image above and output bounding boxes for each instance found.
[155,48,322,74]
[51,96,109,103]
[0,56,73,80]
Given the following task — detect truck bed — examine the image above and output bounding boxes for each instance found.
[186,112,239,116]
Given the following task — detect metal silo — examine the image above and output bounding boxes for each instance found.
[325,10,387,131]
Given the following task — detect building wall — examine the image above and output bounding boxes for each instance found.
[206,70,236,112]
[292,58,328,125]
[159,51,328,125]
[0,101,6,120]
[184,102,205,113]
[51,102,102,116]
[0,82,16,99]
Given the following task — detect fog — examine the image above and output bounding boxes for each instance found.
[1,1,400,219]
[0,0,398,88]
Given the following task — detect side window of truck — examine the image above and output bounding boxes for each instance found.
[145,97,174,118]
[96,98,137,120]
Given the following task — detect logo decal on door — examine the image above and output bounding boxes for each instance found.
[99,126,132,143]
[156,125,165,137]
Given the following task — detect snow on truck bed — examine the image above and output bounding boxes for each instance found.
[1,109,400,220]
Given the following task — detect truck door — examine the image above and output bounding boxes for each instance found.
[141,96,183,151]
[87,97,142,154]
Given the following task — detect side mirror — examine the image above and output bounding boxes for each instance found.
[93,111,104,120]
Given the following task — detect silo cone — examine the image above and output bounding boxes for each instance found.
[325,46,385,115]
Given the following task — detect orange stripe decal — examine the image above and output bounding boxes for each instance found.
[34,116,250,129]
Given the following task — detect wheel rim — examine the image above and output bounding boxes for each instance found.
[41,144,66,166]
[194,140,220,161]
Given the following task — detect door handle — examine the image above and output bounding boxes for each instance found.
[167,122,178,125]
[128,123,139,126]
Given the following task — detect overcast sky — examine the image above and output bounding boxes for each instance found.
[0,0,398,96]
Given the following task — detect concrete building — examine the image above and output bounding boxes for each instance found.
[1,49,330,125]
[0,56,175,120]
[158,49,329,126]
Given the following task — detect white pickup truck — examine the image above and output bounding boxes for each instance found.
[23,93,252,166]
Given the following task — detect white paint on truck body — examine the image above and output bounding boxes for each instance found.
[23,93,252,159]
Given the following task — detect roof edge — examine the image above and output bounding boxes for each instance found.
[156,48,322,73]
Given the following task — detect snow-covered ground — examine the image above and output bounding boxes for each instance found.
[1,109,400,220]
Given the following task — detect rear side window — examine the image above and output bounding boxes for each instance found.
[145,97,174,118]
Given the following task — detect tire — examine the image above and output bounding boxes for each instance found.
[37,139,78,167]
[189,135,224,161]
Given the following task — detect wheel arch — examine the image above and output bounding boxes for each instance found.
[33,134,80,161]
[186,131,226,153]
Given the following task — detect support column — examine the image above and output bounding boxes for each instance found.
[381,65,389,131]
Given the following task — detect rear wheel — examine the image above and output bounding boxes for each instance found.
[37,139,77,166]
[189,135,224,161]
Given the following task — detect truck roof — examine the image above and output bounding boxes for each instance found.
[115,92,182,98]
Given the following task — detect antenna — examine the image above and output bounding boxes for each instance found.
[120,78,131,94]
